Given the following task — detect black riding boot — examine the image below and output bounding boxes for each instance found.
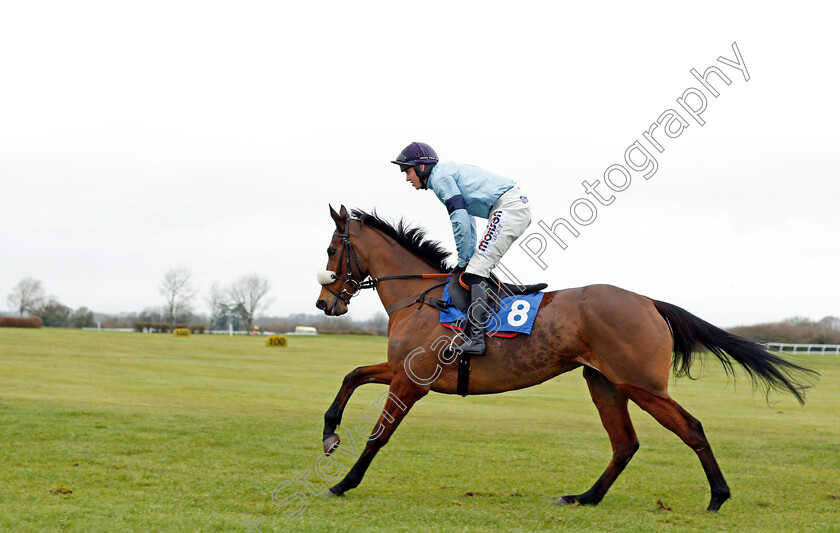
[458,282,489,356]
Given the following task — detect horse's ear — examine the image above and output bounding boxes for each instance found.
[329,204,346,231]
[339,205,348,218]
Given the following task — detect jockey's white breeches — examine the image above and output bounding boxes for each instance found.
[465,185,532,278]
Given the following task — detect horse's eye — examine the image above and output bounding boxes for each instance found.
[327,248,336,257]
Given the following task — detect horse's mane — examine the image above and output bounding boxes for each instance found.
[351,209,453,272]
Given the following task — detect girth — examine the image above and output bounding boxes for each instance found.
[458,352,471,397]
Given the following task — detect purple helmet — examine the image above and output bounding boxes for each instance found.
[390,142,438,172]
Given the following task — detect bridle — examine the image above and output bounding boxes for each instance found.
[318,214,452,313]
[318,214,365,304]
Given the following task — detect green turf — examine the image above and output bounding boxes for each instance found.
[1,328,838,532]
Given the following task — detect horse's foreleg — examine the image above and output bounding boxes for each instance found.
[618,384,731,511]
[557,366,639,506]
[323,361,393,453]
[326,370,428,497]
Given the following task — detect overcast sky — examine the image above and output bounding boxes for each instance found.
[1,1,837,328]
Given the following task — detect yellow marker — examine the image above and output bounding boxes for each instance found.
[266,335,287,347]
[174,328,191,337]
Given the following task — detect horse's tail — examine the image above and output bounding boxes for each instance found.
[652,299,818,405]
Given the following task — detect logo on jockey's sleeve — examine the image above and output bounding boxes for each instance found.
[478,210,504,252]
[520,195,529,204]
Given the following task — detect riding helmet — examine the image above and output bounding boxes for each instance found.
[391,142,439,173]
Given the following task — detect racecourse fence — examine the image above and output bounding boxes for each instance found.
[764,342,840,355]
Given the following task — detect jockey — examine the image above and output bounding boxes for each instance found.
[391,141,532,356]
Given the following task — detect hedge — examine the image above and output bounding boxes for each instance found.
[0,316,43,328]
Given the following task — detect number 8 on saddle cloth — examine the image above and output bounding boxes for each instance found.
[439,283,544,335]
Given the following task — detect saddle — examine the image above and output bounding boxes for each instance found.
[447,272,547,314]
[445,272,547,398]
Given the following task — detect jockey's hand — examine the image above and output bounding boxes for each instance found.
[452,264,467,275]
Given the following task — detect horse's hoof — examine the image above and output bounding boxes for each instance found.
[706,489,730,511]
[323,434,340,455]
[322,490,343,498]
[555,495,578,506]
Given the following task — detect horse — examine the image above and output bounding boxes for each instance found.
[314,205,816,511]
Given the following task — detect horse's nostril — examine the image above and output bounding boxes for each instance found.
[316,300,327,311]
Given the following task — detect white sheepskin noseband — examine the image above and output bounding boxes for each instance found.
[317,270,337,285]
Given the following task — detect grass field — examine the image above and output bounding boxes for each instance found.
[1,328,838,532]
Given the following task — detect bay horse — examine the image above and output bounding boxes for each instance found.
[315,205,816,511]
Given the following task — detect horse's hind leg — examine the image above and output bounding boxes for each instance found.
[618,384,731,511]
[323,362,393,453]
[557,366,639,506]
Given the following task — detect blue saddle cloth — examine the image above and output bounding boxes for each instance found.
[439,284,544,335]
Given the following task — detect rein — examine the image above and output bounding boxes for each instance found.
[319,214,453,314]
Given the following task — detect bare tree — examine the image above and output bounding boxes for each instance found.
[70,307,95,328]
[6,278,46,317]
[228,274,271,333]
[368,313,388,336]
[204,282,228,331]
[818,316,840,331]
[159,268,197,326]
[32,297,72,327]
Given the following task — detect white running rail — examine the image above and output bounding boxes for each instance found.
[764,342,840,355]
